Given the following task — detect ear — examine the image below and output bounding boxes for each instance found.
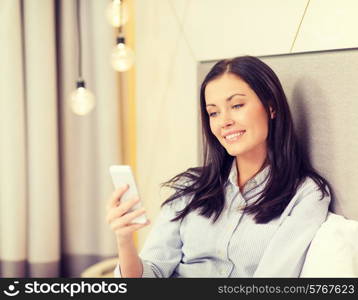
[269,106,276,119]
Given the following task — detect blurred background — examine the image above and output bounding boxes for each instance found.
[0,0,357,277]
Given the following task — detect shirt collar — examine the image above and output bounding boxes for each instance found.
[227,159,270,193]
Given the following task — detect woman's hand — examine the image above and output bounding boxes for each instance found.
[106,184,150,243]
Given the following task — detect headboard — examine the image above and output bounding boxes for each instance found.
[198,49,358,221]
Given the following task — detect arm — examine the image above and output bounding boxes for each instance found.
[106,185,150,278]
[114,198,185,278]
[253,178,331,278]
[114,236,143,277]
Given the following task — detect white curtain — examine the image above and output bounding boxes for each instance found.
[0,0,122,277]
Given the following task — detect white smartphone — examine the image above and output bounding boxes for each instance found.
[109,165,147,224]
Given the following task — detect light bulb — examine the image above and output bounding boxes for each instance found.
[106,0,129,28]
[111,37,135,72]
[69,80,95,115]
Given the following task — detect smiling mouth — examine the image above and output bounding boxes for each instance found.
[224,131,246,143]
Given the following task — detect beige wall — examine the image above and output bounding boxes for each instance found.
[134,0,358,248]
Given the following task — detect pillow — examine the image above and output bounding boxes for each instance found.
[300,212,358,277]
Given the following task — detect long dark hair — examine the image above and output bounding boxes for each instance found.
[161,55,331,224]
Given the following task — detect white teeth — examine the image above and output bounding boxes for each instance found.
[225,131,245,140]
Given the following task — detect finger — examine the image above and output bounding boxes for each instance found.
[110,208,146,228]
[119,221,151,235]
[117,208,147,227]
[106,197,140,224]
[106,184,129,209]
[109,209,147,230]
[114,219,151,236]
[117,196,141,215]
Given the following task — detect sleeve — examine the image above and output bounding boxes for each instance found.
[253,178,331,278]
[113,197,186,278]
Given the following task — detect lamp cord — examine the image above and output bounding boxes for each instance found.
[76,0,83,79]
[118,0,123,36]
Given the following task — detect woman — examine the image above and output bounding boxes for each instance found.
[106,56,332,277]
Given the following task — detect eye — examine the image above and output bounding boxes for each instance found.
[232,104,243,109]
[208,112,217,117]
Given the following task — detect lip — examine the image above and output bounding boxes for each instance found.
[222,130,246,144]
[222,130,246,138]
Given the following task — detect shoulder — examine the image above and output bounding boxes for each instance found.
[283,176,331,219]
[161,178,196,213]
[296,176,330,199]
[162,194,191,213]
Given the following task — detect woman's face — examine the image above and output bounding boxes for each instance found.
[205,73,273,158]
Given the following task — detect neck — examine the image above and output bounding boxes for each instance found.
[235,143,267,189]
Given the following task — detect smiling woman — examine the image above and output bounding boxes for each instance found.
[205,73,273,189]
[108,56,333,278]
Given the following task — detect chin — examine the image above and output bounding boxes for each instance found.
[224,143,253,157]
[225,146,244,156]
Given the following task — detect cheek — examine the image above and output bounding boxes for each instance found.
[244,106,269,138]
[209,119,218,135]
[209,120,224,143]
[251,114,269,140]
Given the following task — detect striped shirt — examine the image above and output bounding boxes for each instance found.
[114,161,331,277]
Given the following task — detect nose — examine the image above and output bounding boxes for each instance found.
[220,112,234,128]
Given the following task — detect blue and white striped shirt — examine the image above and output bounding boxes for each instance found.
[114,161,331,277]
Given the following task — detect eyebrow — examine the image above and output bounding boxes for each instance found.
[206,93,246,107]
